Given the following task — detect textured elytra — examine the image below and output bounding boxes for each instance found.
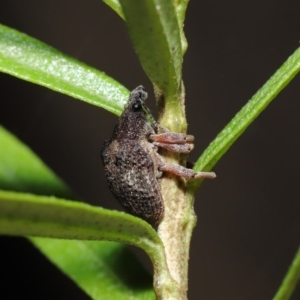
[101,86,163,225]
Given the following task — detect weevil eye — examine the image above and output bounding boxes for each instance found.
[132,101,142,111]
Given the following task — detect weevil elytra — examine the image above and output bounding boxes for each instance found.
[101,86,216,226]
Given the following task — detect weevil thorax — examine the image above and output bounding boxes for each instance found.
[113,86,155,140]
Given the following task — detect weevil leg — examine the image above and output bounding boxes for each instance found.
[149,132,195,144]
[151,128,216,179]
[152,142,194,154]
[149,131,195,153]
[159,162,216,179]
[154,152,216,179]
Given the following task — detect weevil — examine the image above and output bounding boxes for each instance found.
[101,86,216,226]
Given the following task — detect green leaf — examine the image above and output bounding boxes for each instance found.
[273,247,300,300]
[103,0,188,54]
[31,238,155,300]
[0,125,158,299]
[0,125,73,198]
[103,0,125,19]
[119,0,182,99]
[0,23,128,116]
[0,189,163,260]
[174,0,189,54]
[191,46,300,190]
[174,0,189,28]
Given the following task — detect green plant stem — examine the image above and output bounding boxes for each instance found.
[155,84,193,300]
[118,1,192,298]
[273,247,300,300]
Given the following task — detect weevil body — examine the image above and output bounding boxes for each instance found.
[101,86,215,226]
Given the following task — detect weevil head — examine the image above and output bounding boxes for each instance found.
[124,85,148,112]
[113,86,156,140]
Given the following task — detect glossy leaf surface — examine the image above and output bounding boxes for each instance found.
[0,24,128,116]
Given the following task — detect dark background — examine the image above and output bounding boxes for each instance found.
[1,1,300,299]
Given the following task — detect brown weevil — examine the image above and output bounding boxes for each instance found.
[101,86,216,226]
